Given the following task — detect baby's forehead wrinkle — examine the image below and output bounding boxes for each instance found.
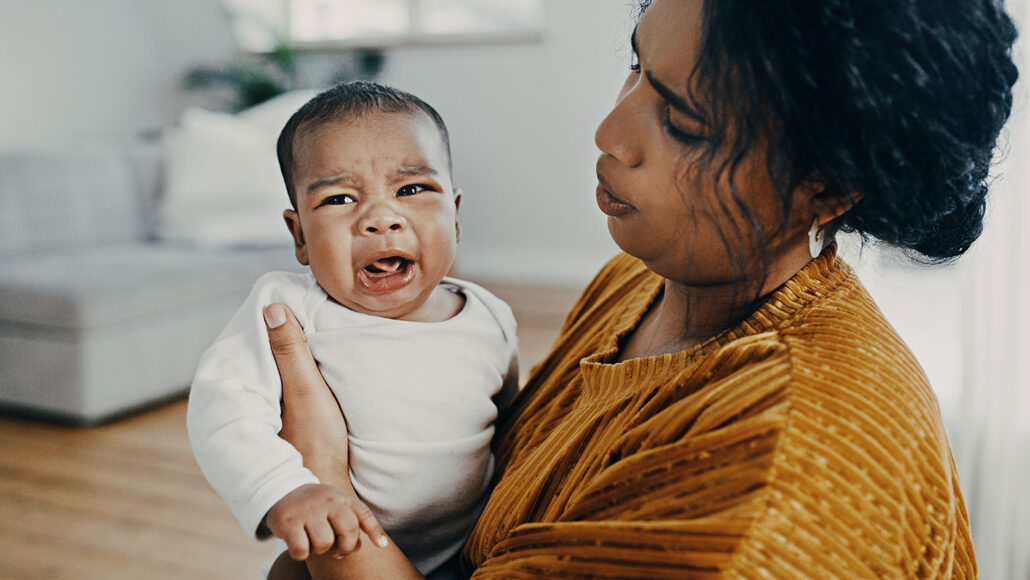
[391,164,438,179]
[306,171,361,194]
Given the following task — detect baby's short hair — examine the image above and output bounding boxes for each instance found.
[277,81,452,209]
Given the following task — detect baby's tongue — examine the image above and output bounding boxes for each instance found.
[369,257,404,273]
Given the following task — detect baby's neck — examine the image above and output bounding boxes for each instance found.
[392,284,465,323]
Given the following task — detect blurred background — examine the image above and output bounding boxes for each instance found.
[0,1,1027,579]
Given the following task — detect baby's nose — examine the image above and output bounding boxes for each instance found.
[360,212,406,234]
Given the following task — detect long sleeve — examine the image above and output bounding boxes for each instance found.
[186,271,321,538]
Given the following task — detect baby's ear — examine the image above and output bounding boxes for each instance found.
[283,209,309,265]
[453,188,462,242]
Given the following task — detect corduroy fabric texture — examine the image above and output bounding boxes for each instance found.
[462,249,974,579]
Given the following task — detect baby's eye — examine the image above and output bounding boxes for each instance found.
[319,194,356,206]
[397,184,429,197]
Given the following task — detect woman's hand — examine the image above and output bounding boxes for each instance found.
[263,303,351,488]
[263,303,426,580]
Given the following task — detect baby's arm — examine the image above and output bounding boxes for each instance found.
[186,272,323,539]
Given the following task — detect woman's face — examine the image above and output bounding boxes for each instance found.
[595,0,809,288]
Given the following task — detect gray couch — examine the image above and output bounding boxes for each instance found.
[0,146,302,423]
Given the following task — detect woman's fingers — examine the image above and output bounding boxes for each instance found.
[352,499,390,548]
[265,303,352,483]
[264,303,327,398]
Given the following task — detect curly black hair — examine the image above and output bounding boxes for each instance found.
[642,0,1019,264]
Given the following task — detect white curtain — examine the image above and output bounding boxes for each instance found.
[952,1,1030,577]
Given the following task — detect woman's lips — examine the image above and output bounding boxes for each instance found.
[596,183,634,217]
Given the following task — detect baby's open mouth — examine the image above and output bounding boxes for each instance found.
[357,255,416,294]
[363,256,412,276]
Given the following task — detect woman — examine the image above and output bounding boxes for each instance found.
[263,0,1018,577]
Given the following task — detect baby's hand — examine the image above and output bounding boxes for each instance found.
[264,483,388,561]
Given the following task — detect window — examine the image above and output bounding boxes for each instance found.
[222,0,545,51]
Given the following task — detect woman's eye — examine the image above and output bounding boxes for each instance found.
[397,184,429,197]
[319,194,356,206]
[663,110,707,145]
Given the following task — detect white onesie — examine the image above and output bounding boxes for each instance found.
[186,271,519,575]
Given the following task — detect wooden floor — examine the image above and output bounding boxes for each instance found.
[0,284,576,580]
[0,402,278,580]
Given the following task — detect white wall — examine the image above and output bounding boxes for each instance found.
[0,0,235,150]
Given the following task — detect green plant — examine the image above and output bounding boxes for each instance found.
[184,44,385,112]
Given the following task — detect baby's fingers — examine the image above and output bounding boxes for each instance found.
[307,520,337,556]
[327,510,362,557]
[326,499,388,559]
[281,526,311,561]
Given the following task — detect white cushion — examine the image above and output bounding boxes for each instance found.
[237,89,320,136]
[159,107,294,248]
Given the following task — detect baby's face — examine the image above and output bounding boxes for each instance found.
[285,111,459,319]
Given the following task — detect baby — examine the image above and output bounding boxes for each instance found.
[186,81,519,578]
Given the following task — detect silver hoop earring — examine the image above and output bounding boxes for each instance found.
[808,219,825,259]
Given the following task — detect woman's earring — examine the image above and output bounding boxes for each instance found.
[808,218,825,259]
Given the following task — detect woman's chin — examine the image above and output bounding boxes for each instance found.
[607,219,646,259]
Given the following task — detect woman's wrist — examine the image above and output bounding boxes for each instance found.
[308,461,356,495]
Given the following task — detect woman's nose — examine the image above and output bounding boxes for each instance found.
[595,76,643,167]
[359,207,406,235]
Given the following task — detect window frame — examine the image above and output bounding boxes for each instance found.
[226,0,545,52]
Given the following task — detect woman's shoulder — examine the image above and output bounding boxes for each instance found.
[657,254,972,574]
[755,253,935,408]
[735,261,972,576]
[776,257,940,423]
[640,270,972,575]
[770,258,954,492]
